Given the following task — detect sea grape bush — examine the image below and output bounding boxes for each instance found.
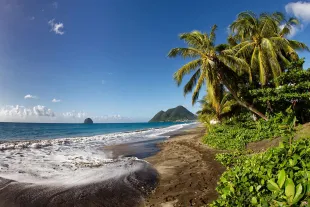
[215,151,249,167]
[211,138,310,207]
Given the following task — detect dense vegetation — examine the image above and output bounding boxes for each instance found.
[212,138,310,206]
[149,105,196,122]
[203,109,296,150]
[169,10,310,207]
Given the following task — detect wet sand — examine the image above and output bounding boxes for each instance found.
[0,159,158,207]
[144,126,225,207]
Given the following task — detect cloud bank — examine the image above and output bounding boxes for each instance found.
[48,19,65,35]
[0,105,55,122]
[0,105,130,123]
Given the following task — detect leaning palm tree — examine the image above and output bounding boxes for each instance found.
[228,11,309,86]
[168,25,268,120]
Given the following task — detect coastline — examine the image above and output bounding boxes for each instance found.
[143,125,225,207]
[0,123,224,207]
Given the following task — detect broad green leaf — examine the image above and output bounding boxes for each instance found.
[277,170,286,189]
[292,183,303,204]
[256,185,262,192]
[267,180,280,192]
[279,142,284,148]
[285,178,295,204]
[249,186,254,192]
[289,159,294,166]
[251,197,258,205]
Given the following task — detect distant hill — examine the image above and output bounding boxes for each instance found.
[149,106,197,122]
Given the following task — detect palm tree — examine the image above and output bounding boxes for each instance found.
[168,25,268,120]
[197,92,239,121]
[228,11,309,86]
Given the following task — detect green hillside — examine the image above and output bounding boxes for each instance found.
[149,106,197,122]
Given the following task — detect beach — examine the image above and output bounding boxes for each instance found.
[144,126,225,206]
[101,125,225,206]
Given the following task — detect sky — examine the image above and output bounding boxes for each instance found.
[0,0,309,123]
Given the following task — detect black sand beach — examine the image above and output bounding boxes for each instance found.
[0,159,158,207]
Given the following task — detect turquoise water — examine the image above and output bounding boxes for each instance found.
[0,122,188,141]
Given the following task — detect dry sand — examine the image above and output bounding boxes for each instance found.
[144,126,225,207]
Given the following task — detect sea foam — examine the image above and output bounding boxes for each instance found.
[0,123,192,183]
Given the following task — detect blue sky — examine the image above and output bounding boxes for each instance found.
[0,0,309,123]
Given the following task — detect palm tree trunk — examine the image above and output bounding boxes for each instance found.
[217,70,268,121]
[225,84,268,121]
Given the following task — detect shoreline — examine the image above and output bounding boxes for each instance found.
[144,126,225,206]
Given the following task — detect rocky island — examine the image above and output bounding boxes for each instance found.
[84,118,93,124]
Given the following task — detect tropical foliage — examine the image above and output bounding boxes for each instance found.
[197,91,239,121]
[203,109,296,150]
[169,10,310,207]
[249,59,310,123]
[228,12,308,86]
[211,138,310,206]
[169,11,309,121]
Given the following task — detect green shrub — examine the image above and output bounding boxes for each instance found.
[203,110,296,150]
[215,151,249,167]
[211,138,310,207]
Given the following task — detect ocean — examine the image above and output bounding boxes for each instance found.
[0,121,196,206]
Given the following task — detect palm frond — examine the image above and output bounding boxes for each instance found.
[191,68,206,105]
[218,54,252,82]
[173,59,201,86]
[288,40,310,51]
[168,47,202,59]
[183,69,201,95]
[258,48,269,85]
[179,31,208,49]
[261,38,282,85]
[209,25,218,44]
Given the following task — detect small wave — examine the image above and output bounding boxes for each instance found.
[0,122,192,151]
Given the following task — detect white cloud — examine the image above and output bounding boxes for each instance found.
[93,115,131,123]
[0,105,55,122]
[33,105,55,117]
[286,2,310,23]
[48,19,65,35]
[24,94,38,99]
[62,111,87,119]
[52,98,61,103]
